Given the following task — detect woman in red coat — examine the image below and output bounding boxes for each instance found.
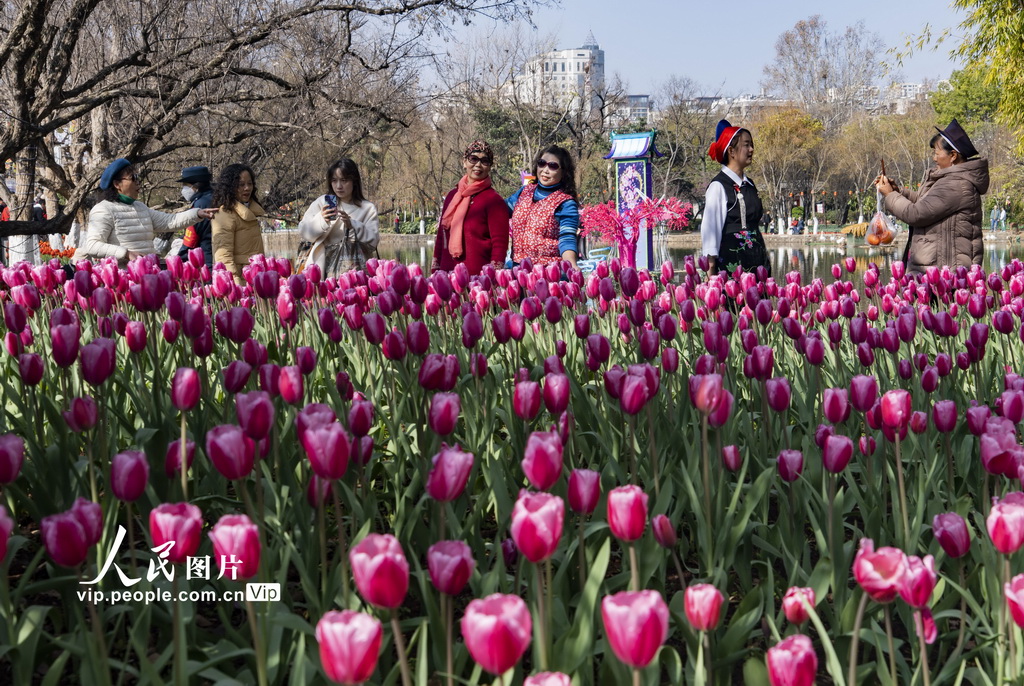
[431,140,510,275]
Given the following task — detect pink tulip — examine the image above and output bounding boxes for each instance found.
[689,374,723,414]
[568,468,601,514]
[880,389,912,429]
[932,400,958,433]
[205,425,256,480]
[522,431,563,491]
[316,610,382,684]
[601,590,669,668]
[776,450,804,482]
[64,396,98,432]
[852,538,907,602]
[765,377,791,413]
[524,673,571,686]
[350,534,409,609]
[18,353,43,386]
[619,374,649,415]
[110,450,149,502]
[427,540,475,596]
[461,593,532,675]
[849,374,878,412]
[766,634,818,686]
[0,434,25,484]
[510,490,564,563]
[651,514,677,548]
[722,444,741,471]
[932,512,970,558]
[41,508,91,567]
[684,583,724,631]
[988,492,1024,555]
[149,502,203,564]
[428,392,460,436]
[164,439,196,477]
[426,445,474,502]
[899,554,936,609]
[607,485,648,542]
[967,404,991,436]
[80,338,116,386]
[543,373,571,414]
[822,388,850,424]
[822,434,854,473]
[301,423,352,481]
[236,391,275,441]
[171,367,201,412]
[513,381,542,420]
[782,587,815,625]
[209,514,261,580]
[125,320,147,353]
[279,365,304,404]
[51,323,81,368]
[0,505,12,563]
[1006,574,1024,629]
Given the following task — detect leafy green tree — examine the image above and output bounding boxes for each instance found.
[930,65,1002,126]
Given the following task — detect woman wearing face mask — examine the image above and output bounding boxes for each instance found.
[432,140,510,275]
[876,118,989,274]
[700,119,769,276]
[176,165,215,266]
[506,145,579,269]
[297,158,379,276]
[74,158,217,265]
[211,163,265,283]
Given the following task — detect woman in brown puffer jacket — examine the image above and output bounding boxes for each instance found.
[876,119,989,275]
[212,163,266,284]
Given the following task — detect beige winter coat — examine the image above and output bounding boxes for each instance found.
[884,158,989,274]
[75,200,200,263]
[212,200,266,282]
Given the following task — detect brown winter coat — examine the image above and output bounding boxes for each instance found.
[884,158,989,274]
[212,199,266,283]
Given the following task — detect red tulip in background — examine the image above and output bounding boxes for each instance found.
[607,485,648,542]
[852,538,907,602]
[0,505,12,563]
[880,389,912,429]
[279,365,304,404]
[427,540,475,596]
[209,514,261,580]
[988,492,1024,554]
[426,445,474,502]
[524,673,571,686]
[0,433,25,484]
[301,423,352,481]
[521,431,563,491]
[461,593,532,675]
[150,502,203,564]
[601,590,669,669]
[651,514,678,548]
[164,439,196,477]
[899,554,937,609]
[316,610,383,685]
[171,367,201,412]
[510,490,564,562]
[766,634,818,686]
[782,587,815,625]
[567,468,601,514]
[350,533,409,609]
[684,583,724,631]
[932,512,971,558]
[110,450,149,502]
[1006,575,1024,629]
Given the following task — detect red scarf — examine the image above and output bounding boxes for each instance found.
[441,175,491,259]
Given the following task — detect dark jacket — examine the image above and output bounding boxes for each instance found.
[177,187,214,266]
[885,158,989,274]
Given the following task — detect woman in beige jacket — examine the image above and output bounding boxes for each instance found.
[876,119,989,274]
[211,163,266,283]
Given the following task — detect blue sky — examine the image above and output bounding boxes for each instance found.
[457,0,968,95]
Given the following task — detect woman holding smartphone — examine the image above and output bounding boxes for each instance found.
[298,158,380,276]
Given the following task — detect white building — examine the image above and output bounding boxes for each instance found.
[516,32,606,113]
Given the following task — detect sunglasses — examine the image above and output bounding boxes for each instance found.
[536,160,561,171]
[466,155,493,166]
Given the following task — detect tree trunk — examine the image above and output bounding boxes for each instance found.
[10,144,39,264]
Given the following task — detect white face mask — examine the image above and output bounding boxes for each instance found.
[181,186,196,203]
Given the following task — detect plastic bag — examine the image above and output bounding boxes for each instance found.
[866,190,896,245]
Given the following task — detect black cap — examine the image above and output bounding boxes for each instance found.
[178,165,212,183]
[934,119,979,160]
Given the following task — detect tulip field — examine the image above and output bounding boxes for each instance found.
[2,251,1024,685]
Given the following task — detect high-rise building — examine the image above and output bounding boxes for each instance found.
[515,32,606,113]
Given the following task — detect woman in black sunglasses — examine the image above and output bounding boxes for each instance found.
[506,145,579,269]
[74,158,217,265]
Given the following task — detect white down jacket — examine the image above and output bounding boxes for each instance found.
[74,199,200,262]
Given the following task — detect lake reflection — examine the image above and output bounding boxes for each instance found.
[372,237,1024,284]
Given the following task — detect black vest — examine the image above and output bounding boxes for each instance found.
[709,171,770,274]
[711,171,763,236]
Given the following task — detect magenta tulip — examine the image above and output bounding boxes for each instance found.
[301,423,352,481]
[684,583,724,631]
[766,634,818,686]
[822,434,854,473]
[346,399,374,438]
[171,367,201,412]
[782,587,815,625]
[51,323,81,368]
[689,374,723,414]
[222,360,253,394]
[80,338,116,386]
[279,365,304,405]
[722,444,741,471]
[316,610,383,685]
[852,538,907,602]
[164,439,196,477]
[567,468,601,515]
[236,391,275,441]
[510,490,564,563]
[601,590,669,668]
[428,392,460,436]
[524,674,571,686]
[988,492,1024,555]
[426,445,474,502]
[898,554,937,609]
[849,374,878,412]
[149,502,203,564]
[110,450,149,502]
[0,434,25,484]
[18,353,43,386]
[932,512,970,558]
[461,594,532,675]
[1006,575,1024,629]
[880,389,912,429]
[125,320,147,353]
[0,505,12,563]
[765,377,792,413]
[521,431,563,491]
[822,388,850,424]
[209,514,261,580]
[651,514,677,548]
[64,396,98,432]
[513,381,542,420]
[41,509,91,567]
[932,400,958,433]
[349,533,409,609]
[776,450,804,482]
[543,373,570,415]
[606,485,648,542]
[427,540,475,596]
[205,425,256,480]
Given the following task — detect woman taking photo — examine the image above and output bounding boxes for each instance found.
[297,158,379,276]
[74,158,216,264]
[211,163,266,283]
[876,118,989,274]
[699,119,769,276]
[506,145,580,269]
[432,140,509,275]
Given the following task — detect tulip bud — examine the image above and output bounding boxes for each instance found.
[776,449,804,482]
[601,590,669,669]
[461,594,532,676]
[722,444,741,471]
[427,540,475,596]
[522,431,563,491]
[765,377,791,413]
[822,434,854,473]
[426,445,474,502]
[110,450,149,502]
[205,425,256,480]
[782,587,815,626]
[607,485,648,542]
[350,533,409,609]
[171,367,201,412]
[149,502,203,564]
[510,490,564,563]
[932,512,970,558]
[684,583,724,631]
[766,634,818,686]
[651,514,677,548]
[567,468,601,514]
[209,513,261,580]
[279,365,304,405]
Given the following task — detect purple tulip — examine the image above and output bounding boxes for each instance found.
[428,393,460,436]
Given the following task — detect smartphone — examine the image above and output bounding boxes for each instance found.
[325,194,337,208]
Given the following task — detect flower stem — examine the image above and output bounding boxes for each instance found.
[884,605,897,686]
[332,484,351,606]
[847,592,869,686]
[701,416,713,571]
[390,610,413,686]
[577,517,587,582]
[444,593,454,686]
[246,599,269,686]
[179,412,188,500]
[629,543,640,592]
[173,575,186,686]
[534,563,549,670]
[894,437,910,549]
[632,668,641,686]
[944,433,955,506]
[917,610,931,686]
[647,407,660,498]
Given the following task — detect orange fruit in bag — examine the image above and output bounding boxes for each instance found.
[867,233,881,245]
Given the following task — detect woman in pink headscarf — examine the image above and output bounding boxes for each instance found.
[431,140,510,275]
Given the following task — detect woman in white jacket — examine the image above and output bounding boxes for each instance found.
[297,159,379,276]
[74,158,218,264]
